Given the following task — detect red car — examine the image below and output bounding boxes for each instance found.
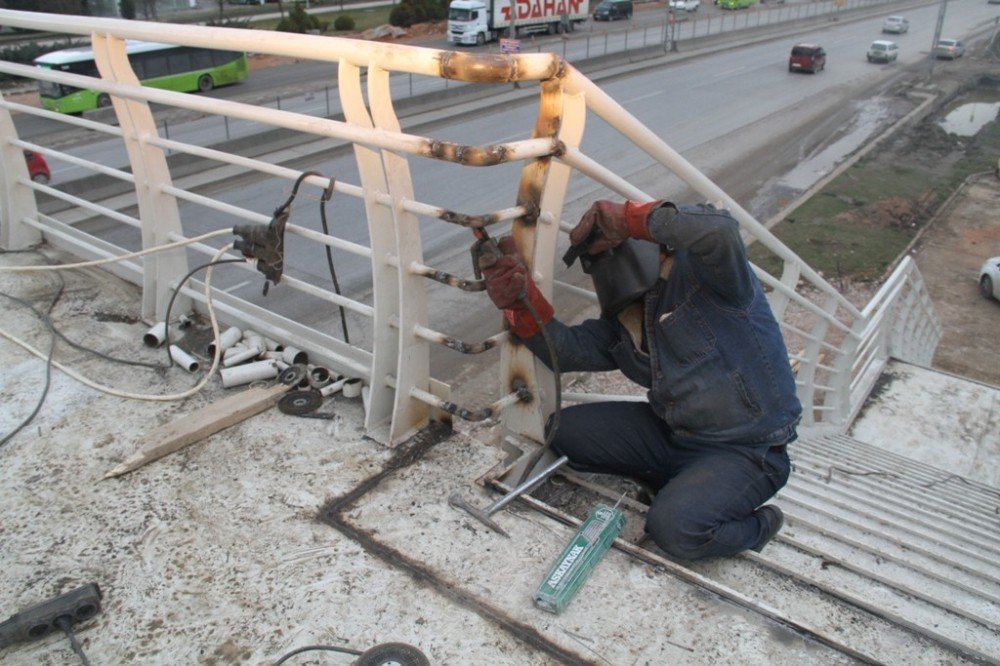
[24,150,51,184]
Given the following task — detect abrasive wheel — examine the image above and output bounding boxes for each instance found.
[277,390,323,416]
[354,642,429,666]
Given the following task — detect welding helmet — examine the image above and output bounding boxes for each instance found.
[563,237,661,318]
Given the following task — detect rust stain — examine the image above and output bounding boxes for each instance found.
[437,51,562,83]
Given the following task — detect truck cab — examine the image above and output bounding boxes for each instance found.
[448,0,492,46]
[448,0,588,45]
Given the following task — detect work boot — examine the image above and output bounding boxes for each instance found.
[750,505,784,553]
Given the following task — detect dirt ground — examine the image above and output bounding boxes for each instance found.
[855,56,1000,386]
[912,177,1000,385]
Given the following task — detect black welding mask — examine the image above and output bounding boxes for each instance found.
[563,237,661,318]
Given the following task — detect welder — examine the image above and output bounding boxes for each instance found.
[477,200,802,560]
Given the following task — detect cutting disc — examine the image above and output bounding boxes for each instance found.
[354,643,429,666]
[279,363,308,387]
[277,390,322,415]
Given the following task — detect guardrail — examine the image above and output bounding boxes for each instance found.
[0,8,938,447]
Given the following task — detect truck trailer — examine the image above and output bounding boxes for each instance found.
[447,0,590,46]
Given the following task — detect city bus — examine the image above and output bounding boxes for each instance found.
[34,41,248,114]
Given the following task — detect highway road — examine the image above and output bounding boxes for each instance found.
[17,0,1000,395]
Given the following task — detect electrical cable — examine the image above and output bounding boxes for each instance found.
[0,288,58,449]
[0,228,232,274]
[160,257,245,368]
[318,178,351,344]
[54,616,91,666]
[0,245,236,404]
[0,252,162,370]
[270,170,351,343]
[272,643,364,665]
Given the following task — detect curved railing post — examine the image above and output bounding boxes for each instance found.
[0,95,40,249]
[91,33,189,322]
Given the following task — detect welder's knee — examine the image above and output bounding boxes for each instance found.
[644,504,715,561]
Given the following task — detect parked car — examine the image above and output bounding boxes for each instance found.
[23,150,50,185]
[980,257,1000,300]
[789,43,826,73]
[881,16,909,34]
[669,0,700,11]
[866,40,899,63]
[933,38,965,59]
[593,0,633,20]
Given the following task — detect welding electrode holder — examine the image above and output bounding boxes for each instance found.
[232,170,323,296]
[0,583,102,649]
[232,208,288,297]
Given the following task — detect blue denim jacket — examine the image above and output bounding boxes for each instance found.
[524,203,802,446]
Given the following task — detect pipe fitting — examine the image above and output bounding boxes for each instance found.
[208,326,243,357]
[342,377,363,399]
[320,376,348,397]
[168,345,200,373]
[222,343,265,368]
[308,365,332,388]
[220,359,278,388]
[143,322,168,348]
[281,346,308,365]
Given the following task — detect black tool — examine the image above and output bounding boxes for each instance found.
[233,171,320,296]
[0,583,102,664]
[278,390,323,416]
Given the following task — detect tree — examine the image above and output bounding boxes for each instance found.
[137,0,158,19]
[119,0,136,19]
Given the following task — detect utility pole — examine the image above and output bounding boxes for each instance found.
[927,0,948,80]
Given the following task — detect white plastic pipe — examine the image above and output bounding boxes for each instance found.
[208,326,243,357]
[222,343,264,368]
[308,365,332,388]
[168,345,200,373]
[220,359,278,388]
[242,330,265,350]
[319,376,348,397]
[281,346,307,365]
[342,378,363,398]
[143,322,167,348]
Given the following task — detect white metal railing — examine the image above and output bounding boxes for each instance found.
[0,9,939,447]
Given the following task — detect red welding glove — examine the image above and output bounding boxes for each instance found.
[477,236,554,338]
[569,200,661,254]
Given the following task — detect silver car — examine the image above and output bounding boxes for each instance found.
[933,39,965,59]
[882,16,909,34]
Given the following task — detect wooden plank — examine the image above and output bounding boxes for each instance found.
[104,383,289,479]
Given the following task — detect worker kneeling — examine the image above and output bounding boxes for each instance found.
[477,201,802,560]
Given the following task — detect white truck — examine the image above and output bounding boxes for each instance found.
[447,0,590,46]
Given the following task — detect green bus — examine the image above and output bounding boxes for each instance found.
[717,0,756,8]
[34,41,248,114]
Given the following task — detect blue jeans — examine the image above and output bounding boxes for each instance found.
[549,401,792,560]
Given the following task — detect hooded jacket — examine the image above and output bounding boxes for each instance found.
[524,203,802,446]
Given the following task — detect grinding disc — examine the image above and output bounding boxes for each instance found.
[277,390,322,415]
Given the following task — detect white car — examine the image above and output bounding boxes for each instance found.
[980,257,1000,300]
[882,16,909,34]
[669,0,700,10]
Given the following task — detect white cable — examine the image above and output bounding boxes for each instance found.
[0,228,232,272]
[0,245,237,402]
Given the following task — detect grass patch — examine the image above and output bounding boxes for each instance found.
[248,6,395,33]
[751,110,1000,283]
